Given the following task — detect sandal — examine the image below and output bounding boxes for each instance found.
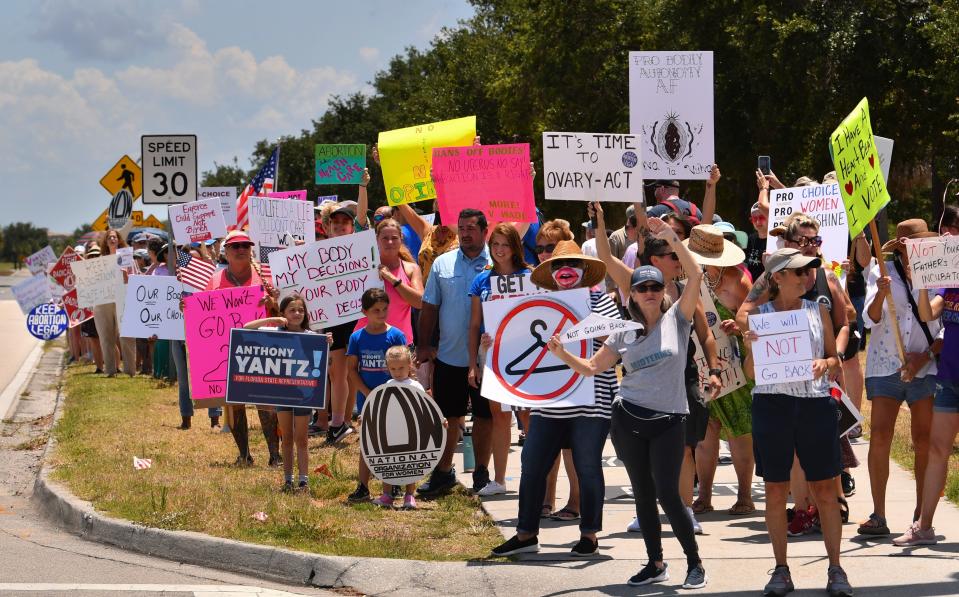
[857,512,889,536]
[540,505,553,519]
[727,501,756,516]
[692,498,714,515]
[550,507,580,521]
[838,498,850,524]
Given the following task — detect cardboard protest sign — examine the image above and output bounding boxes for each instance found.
[830,98,890,238]
[766,183,849,264]
[62,288,94,327]
[628,51,714,179]
[905,236,959,290]
[560,313,644,343]
[268,231,382,328]
[225,328,329,409]
[12,274,53,315]
[199,187,237,227]
[748,309,814,386]
[49,247,81,292]
[432,143,536,224]
[248,195,315,263]
[691,283,748,399]
[481,288,594,408]
[315,144,366,184]
[379,116,476,206]
[542,133,641,202]
[24,246,57,275]
[26,303,68,340]
[115,247,134,271]
[119,276,185,340]
[487,273,545,301]
[168,198,227,243]
[360,381,447,486]
[183,286,266,399]
[874,136,894,183]
[71,257,123,308]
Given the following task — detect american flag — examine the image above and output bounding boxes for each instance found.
[176,248,217,292]
[234,147,280,231]
[133,457,153,470]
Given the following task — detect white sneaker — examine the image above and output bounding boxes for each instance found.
[687,506,703,535]
[627,517,642,533]
[477,481,508,496]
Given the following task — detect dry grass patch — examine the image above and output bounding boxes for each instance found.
[52,363,502,560]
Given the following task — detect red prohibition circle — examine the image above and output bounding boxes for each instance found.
[491,298,588,401]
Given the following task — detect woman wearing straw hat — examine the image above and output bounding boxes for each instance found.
[858,219,942,537]
[491,239,620,559]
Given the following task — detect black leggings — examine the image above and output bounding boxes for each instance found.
[610,399,701,567]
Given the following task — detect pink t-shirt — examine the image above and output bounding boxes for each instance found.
[353,261,414,341]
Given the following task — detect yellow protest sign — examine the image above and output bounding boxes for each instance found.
[378,116,476,206]
[829,98,890,238]
[142,215,164,229]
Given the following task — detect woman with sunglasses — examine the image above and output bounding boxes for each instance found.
[743,247,850,597]
[745,169,771,282]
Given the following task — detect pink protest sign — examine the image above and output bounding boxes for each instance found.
[432,143,536,225]
[184,286,266,399]
[268,190,308,201]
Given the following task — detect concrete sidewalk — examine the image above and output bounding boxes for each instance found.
[454,417,959,595]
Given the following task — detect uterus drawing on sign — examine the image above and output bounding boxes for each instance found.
[644,112,703,164]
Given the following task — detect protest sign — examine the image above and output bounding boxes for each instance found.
[487,273,545,301]
[766,183,849,263]
[315,144,366,185]
[542,133,641,202]
[432,143,536,224]
[268,190,309,201]
[198,187,237,227]
[12,274,53,315]
[141,134,198,204]
[225,328,329,409]
[690,283,748,399]
[905,236,959,290]
[360,381,447,486]
[169,198,227,244]
[317,194,338,204]
[50,247,81,292]
[62,288,94,327]
[379,116,476,206]
[248,195,315,263]
[481,288,594,408]
[748,309,814,386]
[184,286,266,399]
[831,382,864,438]
[119,276,185,340]
[560,313,644,343]
[115,247,134,271]
[71,258,123,308]
[268,230,382,329]
[27,303,68,340]
[874,136,894,183]
[24,246,57,275]
[628,51,714,179]
[830,98,890,238]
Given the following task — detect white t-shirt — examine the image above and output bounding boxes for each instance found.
[389,377,425,392]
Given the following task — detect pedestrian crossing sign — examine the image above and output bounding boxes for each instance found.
[100,155,142,199]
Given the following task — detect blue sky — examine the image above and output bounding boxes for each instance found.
[0,0,474,233]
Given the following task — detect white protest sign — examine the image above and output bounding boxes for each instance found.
[691,282,748,399]
[24,246,57,275]
[268,230,382,329]
[906,236,959,290]
[628,51,714,179]
[199,186,237,227]
[487,273,544,301]
[141,134,198,204]
[874,136,893,183]
[71,257,124,308]
[115,247,135,270]
[831,382,864,438]
[542,132,641,202]
[168,198,227,244]
[119,276,185,340]
[12,274,53,315]
[481,288,594,408]
[748,309,813,386]
[560,312,644,343]
[766,183,849,264]
[248,195,315,263]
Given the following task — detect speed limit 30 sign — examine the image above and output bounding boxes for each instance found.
[141,134,198,204]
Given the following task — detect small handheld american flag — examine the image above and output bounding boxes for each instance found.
[176,248,216,292]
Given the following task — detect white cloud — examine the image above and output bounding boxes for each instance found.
[32,0,170,61]
[359,46,380,63]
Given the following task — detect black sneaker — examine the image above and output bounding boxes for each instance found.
[416,467,458,497]
[491,535,539,556]
[326,424,354,445]
[841,471,856,497]
[569,536,598,557]
[472,466,490,493]
[296,480,309,493]
[308,423,326,437]
[628,561,669,586]
[683,564,708,589]
[347,483,370,503]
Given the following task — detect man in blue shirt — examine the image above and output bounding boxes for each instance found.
[417,208,491,497]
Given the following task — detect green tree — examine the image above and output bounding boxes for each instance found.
[2,222,49,263]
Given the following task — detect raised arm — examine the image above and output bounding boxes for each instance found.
[546,338,620,377]
[355,168,371,229]
[509,161,537,238]
[590,201,633,291]
[701,164,720,224]
[647,217,703,321]
[755,169,770,216]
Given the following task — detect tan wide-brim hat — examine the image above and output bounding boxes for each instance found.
[683,224,745,267]
[531,240,607,290]
[880,218,938,253]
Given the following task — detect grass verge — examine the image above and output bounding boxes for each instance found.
[52,363,502,560]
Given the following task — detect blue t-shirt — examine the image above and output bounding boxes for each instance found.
[422,246,491,366]
[468,268,533,302]
[402,224,422,262]
[347,326,408,391]
[521,211,542,265]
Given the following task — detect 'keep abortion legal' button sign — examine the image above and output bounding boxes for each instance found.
[27,303,68,340]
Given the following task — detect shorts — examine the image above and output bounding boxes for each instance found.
[275,406,312,417]
[80,318,98,338]
[685,380,709,448]
[865,372,937,405]
[934,379,959,413]
[327,321,355,351]
[472,393,493,419]
[752,393,841,483]
[432,359,478,418]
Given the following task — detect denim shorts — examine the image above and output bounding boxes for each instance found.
[865,372,937,405]
[275,406,312,417]
[935,379,959,414]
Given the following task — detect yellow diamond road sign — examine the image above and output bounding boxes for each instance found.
[100,155,142,199]
[142,215,164,229]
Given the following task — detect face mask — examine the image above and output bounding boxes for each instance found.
[552,266,583,289]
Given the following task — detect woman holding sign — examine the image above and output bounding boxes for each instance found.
[93,228,136,377]
[743,248,850,597]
